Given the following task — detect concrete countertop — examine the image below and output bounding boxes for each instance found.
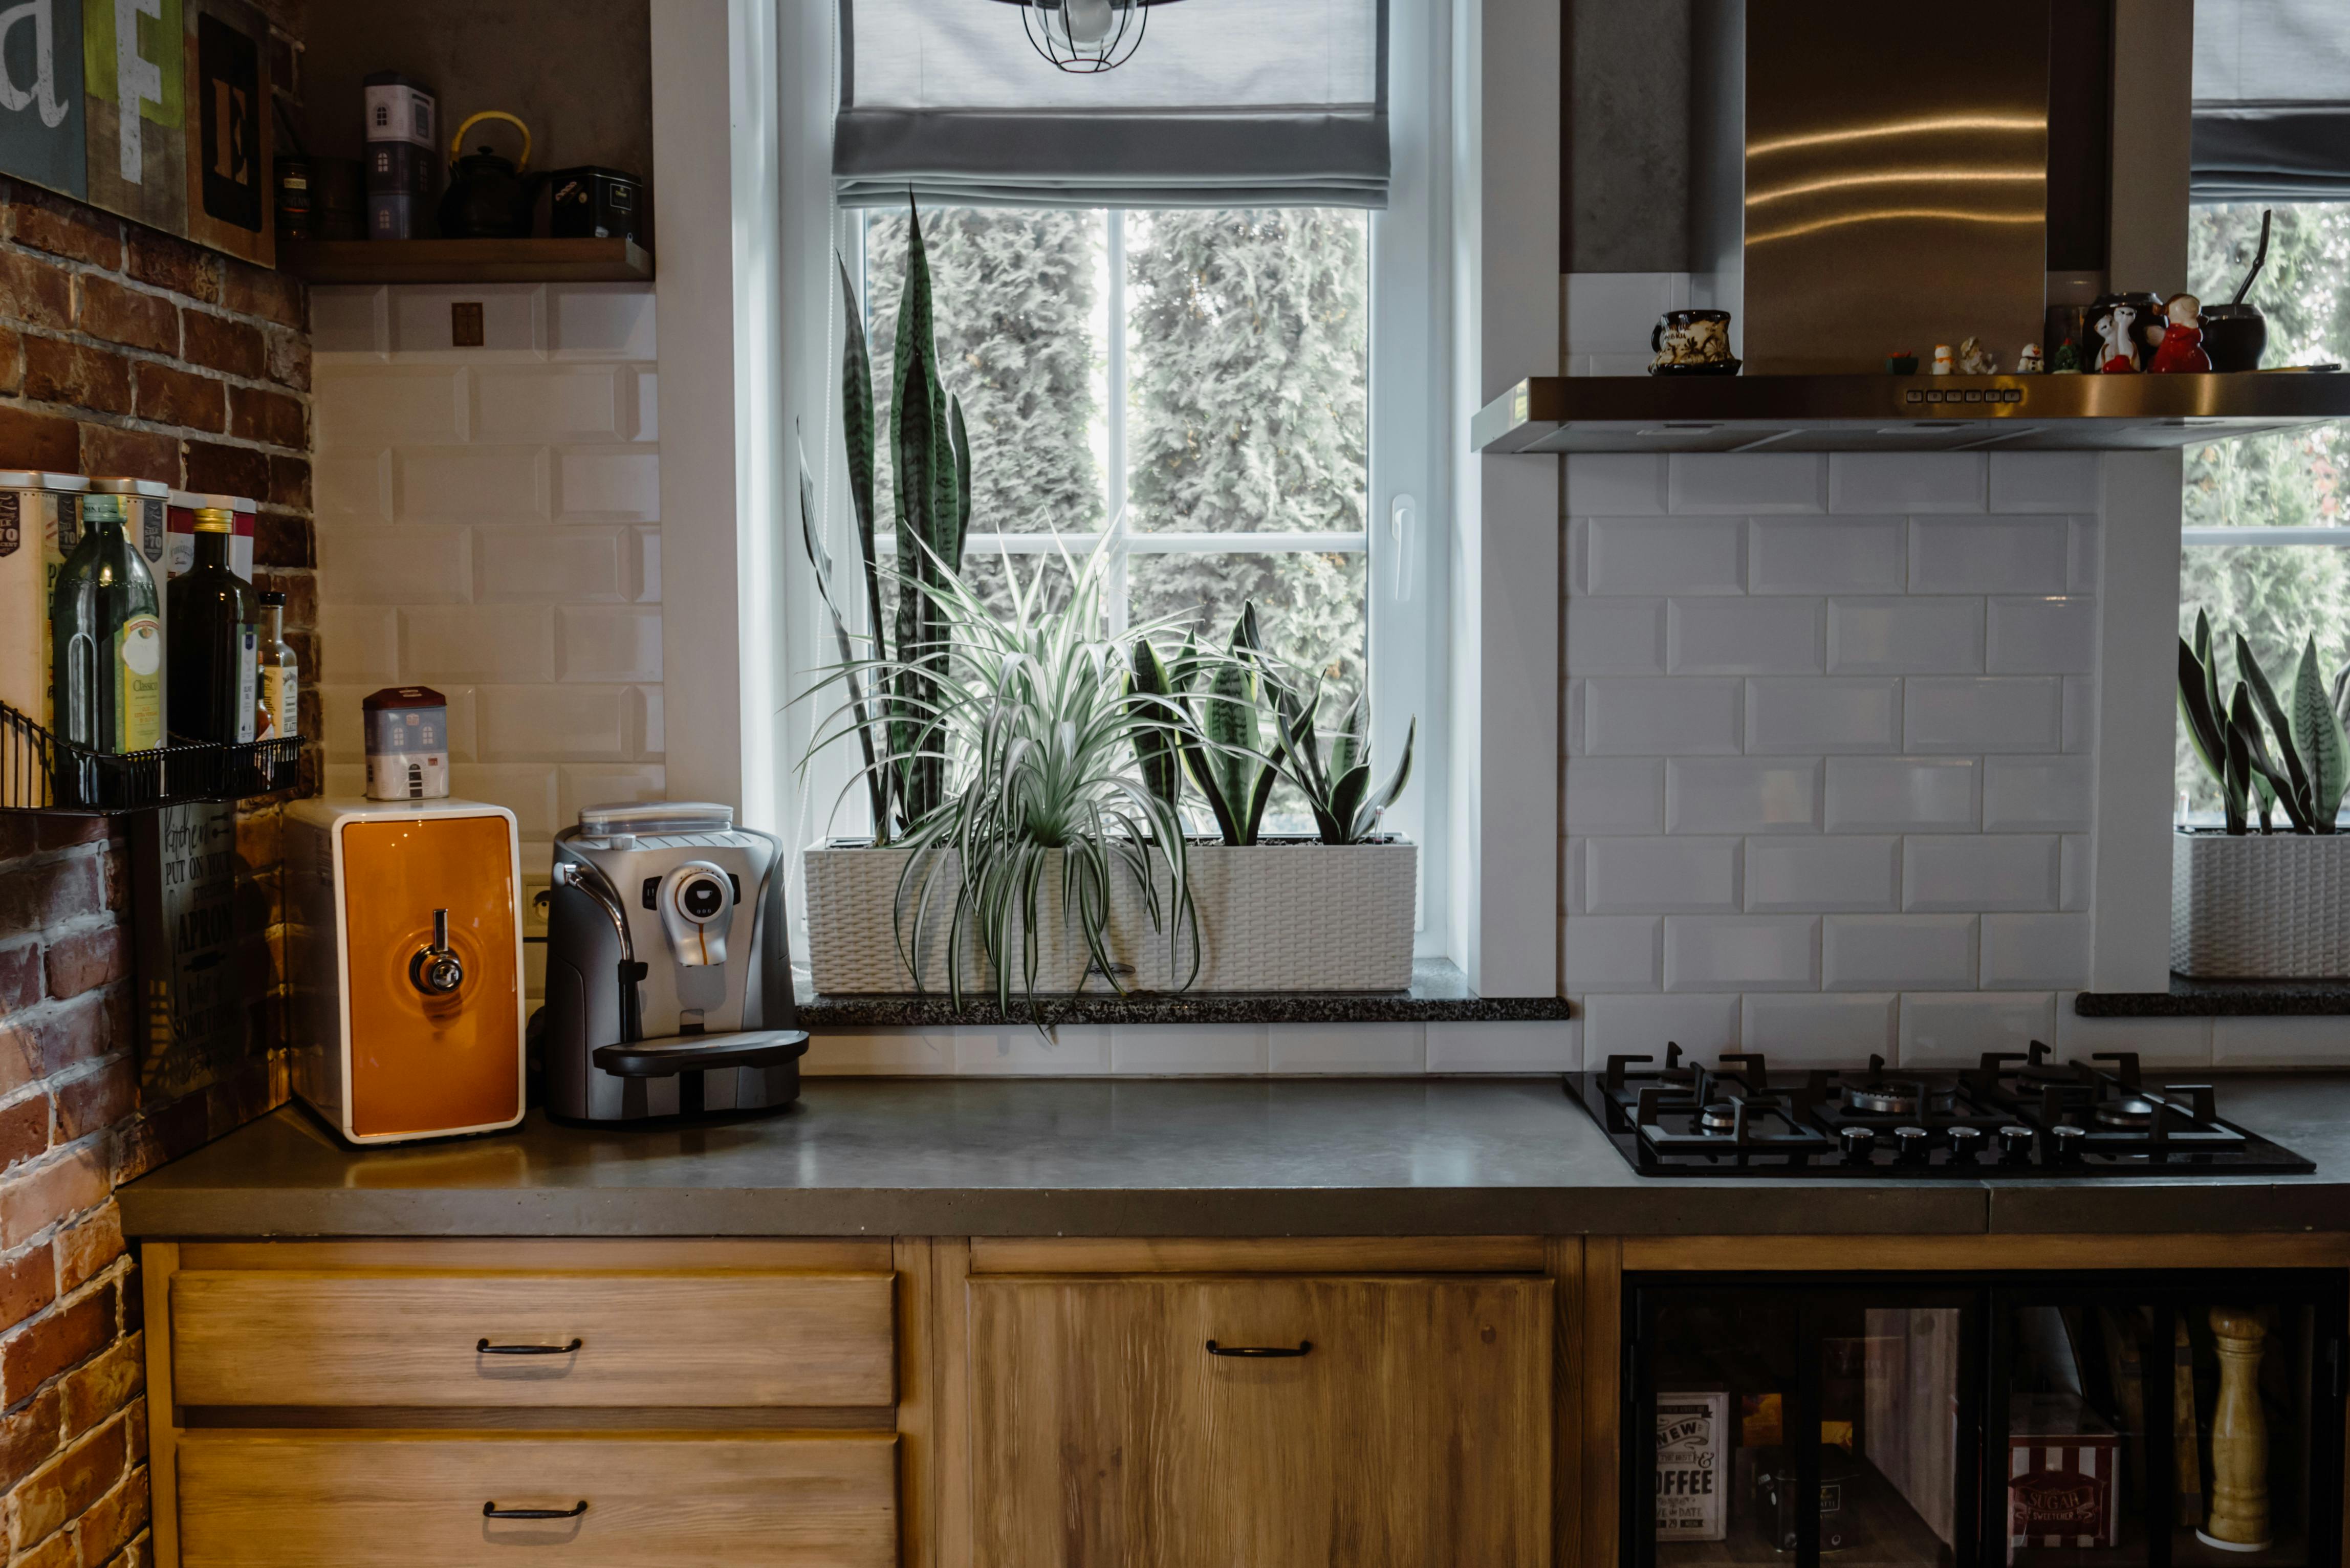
[117,1075,2350,1240]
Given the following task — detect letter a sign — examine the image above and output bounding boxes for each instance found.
[0,0,88,200]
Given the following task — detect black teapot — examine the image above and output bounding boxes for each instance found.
[438,110,540,239]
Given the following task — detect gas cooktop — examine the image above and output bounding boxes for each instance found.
[1568,1042,2316,1178]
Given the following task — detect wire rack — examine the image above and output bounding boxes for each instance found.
[1,702,303,815]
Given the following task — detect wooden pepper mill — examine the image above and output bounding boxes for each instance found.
[2200,1306,2271,1551]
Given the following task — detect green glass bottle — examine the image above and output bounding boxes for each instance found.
[49,494,162,754]
[167,507,259,744]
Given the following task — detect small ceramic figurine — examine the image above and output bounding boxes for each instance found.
[2150,292,2212,374]
[1930,343,1955,376]
[1886,351,1919,375]
[2016,342,2045,374]
[2050,340,2083,374]
[2097,304,2140,372]
[1958,337,1999,375]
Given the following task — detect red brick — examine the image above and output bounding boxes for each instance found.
[56,1334,137,1441]
[1,1283,114,1408]
[122,232,216,303]
[221,259,302,329]
[263,322,309,390]
[21,989,121,1083]
[70,1466,146,1566]
[75,425,176,487]
[33,821,111,856]
[130,362,224,433]
[52,1066,128,1143]
[21,339,130,418]
[0,945,37,1016]
[0,319,25,395]
[8,193,118,271]
[0,1149,107,1251]
[181,441,265,501]
[178,310,262,379]
[0,1242,55,1329]
[0,1026,36,1100]
[227,385,303,448]
[0,1387,59,1492]
[266,452,310,510]
[249,571,314,627]
[0,859,103,932]
[122,1395,142,1470]
[0,250,73,331]
[0,1095,47,1174]
[98,852,125,916]
[0,404,80,473]
[41,931,123,1005]
[9,1409,123,1548]
[51,1207,117,1295]
[15,1528,72,1568]
[73,278,175,357]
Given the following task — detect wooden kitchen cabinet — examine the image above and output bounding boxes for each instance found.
[966,1273,1554,1567]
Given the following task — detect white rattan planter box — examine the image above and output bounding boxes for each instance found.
[803,838,1418,994]
[2172,831,2350,978]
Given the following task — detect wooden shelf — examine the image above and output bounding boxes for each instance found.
[277,236,652,285]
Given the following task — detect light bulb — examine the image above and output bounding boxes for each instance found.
[1062,0,1115,45]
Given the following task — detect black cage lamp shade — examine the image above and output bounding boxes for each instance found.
[988,0,1188,73]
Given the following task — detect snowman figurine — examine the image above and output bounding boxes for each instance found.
[2097,304,2140,373]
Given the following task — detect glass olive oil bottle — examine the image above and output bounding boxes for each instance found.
[167,507,259,743]
[49,494,162,754]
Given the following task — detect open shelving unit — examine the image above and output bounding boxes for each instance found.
[276,237,652,286]
[1,703,304,816]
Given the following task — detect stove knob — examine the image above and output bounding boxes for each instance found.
[2050,1123,2086,1164]
[1838,1125,1876,1162]
[1997,1125,2036,1161]
[1892,1125,1931,1162]
[1945,1125,1985,1161]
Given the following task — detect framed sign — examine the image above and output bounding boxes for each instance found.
[0,0,269,267]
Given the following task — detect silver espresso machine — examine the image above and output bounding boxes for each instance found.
[540,801,808,1122]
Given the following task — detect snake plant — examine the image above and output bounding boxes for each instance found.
[797,197,970,842]
[2179,609,2349,834]
[1270,678,1416,846]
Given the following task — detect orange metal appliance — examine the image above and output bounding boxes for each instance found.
[287,797,526,1144]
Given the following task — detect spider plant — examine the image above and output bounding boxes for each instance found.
[2179,609,2349,834]
[808,537,1200,1015]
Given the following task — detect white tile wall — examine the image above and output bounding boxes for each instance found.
[314,284,664,1001]
[1563,452,2105,1066]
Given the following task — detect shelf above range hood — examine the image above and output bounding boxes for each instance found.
[1472,373,2350,455]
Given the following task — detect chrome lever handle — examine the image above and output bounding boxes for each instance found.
[409,907,465,996]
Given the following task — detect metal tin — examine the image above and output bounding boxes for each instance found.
[549,165,643,245]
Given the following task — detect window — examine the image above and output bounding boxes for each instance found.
[2176,201,2350,820]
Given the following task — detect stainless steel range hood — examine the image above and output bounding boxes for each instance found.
[1475,0,2350,454]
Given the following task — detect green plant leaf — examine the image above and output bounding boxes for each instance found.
[2196,609,2222,746]
[1201,661,1263,845]
[797,436,888,837]
[2237,634,2315,825]
[2230,683,2311,833]
[1329,762,1372,845]
[2291,635,2349,830]
[2178,636,2227,787]
[1126,638,1183,818]
[947,394,972,569]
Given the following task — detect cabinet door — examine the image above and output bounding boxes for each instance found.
[969,1275,1551,1568]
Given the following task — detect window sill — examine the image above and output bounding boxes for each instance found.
[2075,979,2350,1017]
[795,959,1573,1028]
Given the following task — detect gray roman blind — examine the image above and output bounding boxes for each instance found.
[2194,0,2350,200]
[834,0,1389,208]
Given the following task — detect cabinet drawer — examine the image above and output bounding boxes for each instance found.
[169,1271,895,1408]
[176,1431,897,1568]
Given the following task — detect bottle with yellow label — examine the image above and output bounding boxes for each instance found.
[49,494,162,754]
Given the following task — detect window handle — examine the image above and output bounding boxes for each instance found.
[1389,493,1415,600]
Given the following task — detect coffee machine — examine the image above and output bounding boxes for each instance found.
[540,801,808,1122]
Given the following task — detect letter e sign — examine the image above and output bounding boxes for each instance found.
[193,10,253,229]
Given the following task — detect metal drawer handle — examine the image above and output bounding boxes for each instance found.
[476,1338,584,1356]
[1205,1339,1312,1358]
[484,1500,589,1520]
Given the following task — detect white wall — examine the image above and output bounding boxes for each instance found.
[309,282,664,998]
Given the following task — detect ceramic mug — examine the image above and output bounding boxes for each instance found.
[1650,309,1736,373]
[2201,303,2267,373]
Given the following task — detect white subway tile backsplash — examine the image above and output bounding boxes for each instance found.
[1268,1024,1428,1074]
[1978,913,2091,989]
[1982,756,2095,832]
[1563,678,1585,756]
[558,448,662,521]
[315,452,390,524]
[315,366,466,445]
[474,366,630,443]
[1669,453,1826,514]
[635,371,659,443]
[322,683,476,762]
[1667,597,1822,673]
[1745,837,1899,912]
[1564,273,1681,355]
[2068,517,2100,591]
[2059,834,2091,911]
[1988,452,2101,514]
[1665,757,1822,834]
[638,687,664,756]
[1902,835,2060,912]
[1986,596,2096,674]
[1908,517,2070,593]
[1586,518,1745,595]
[1823,916,1977,991]
[390,285,542,355]
[558,605,663,682]
[551,285,660,360]
[2211,1016,2350,1068]
[1578,993,1740,1060]
[957,1026,1113,1075]
[395,446,550,522]
[402,605,556,684]
[1562,915,1662,992]
[318,526,472,605]
[1584,679,1743,755]
[475,528,630,603]
[1830,452,1984,514]
[1746,679,1899,754]
[2057,1004,2212,1069]
[1567,597,1667,674]
[1426,1020,1582,1072]
[1113,1023,1266,1075]
[1742,993,1899,1061]
[2063,676,2097,754]
[1585,837,1742,913]
[1564,757,1664,835]
[1825,597,1985,674]
[1664,916,1818,991]
[1903,677,2064,753]
[1565,454,1667,516]
[635,529,662,602]
[1747,517,1906,595]
[1899,992,2056,1067]
[311,286,387,356]
[315,607,400,682]
[1824,756,1978,831]
[450,763,561,838]
[475,685,634,761]
[557,763,666,829]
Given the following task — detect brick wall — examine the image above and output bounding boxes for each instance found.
[0,179,313,1565]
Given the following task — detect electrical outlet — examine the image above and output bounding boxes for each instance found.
[450,301,485,347]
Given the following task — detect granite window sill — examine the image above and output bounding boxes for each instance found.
[2074,978,2350,1018]
[795,959,1574,1028]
